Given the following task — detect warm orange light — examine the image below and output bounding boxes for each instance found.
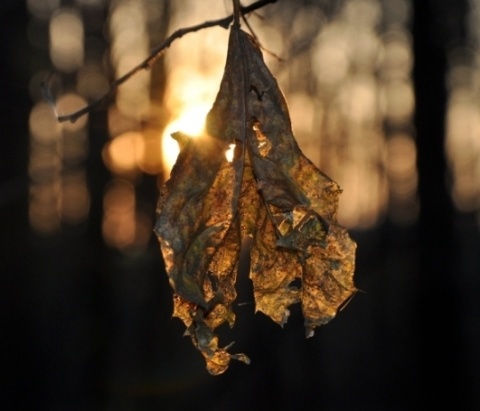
[28,95,89,234]
[61,171,90,223]
[225,143,235,162]
[102,179,151,251]
[102,181,136,250]
[56,93,88,131]
[165,104,210,137]
[109,0,150,120]
[102,131,144,175]
[138,128,164,175]
[161,15,228,178]
[29,101,61,144]
[446,89,480,212]
[49,9,84,73]
[28,183,61,234]
[385,133,419,224]
[161,102,211,176]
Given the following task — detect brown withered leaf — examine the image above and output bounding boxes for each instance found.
[155,24,357,375]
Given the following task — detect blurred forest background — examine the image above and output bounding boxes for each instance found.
[1,0,480,410]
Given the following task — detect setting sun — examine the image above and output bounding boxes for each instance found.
[161,102,211,175]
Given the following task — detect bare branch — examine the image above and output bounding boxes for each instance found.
[43,0,278,124]
[233,0,241,28]
[241,12,284,62]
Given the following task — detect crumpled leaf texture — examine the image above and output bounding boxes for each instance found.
[155,26,357,375]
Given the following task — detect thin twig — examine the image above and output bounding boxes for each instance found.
[241,13,284,62]
[233,0,241,28]
[43,0,278,124]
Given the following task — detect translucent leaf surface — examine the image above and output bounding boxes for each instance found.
[155,25,357,375]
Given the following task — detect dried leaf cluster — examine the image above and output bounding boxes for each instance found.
[155,24,356,375]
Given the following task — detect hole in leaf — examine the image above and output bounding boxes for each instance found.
[226,143,236,162]
[289,278,302,290]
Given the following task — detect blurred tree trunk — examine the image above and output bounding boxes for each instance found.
[413,0,468,408]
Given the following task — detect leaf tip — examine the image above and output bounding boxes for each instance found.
[232,353,251,365]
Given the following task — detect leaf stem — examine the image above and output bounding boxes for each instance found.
[233,0,241,28]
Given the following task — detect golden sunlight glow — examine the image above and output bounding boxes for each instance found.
[49,9,84,73]
[302,0,417,227]
[102,179,151,251]
[103,179,136,249]
[166,103,210,137]
[61,171,90,223]
[381,31,413,79]
[337,156,388,229]
[161,2,229,179]
[29,101,60,144]
[139,127,164,175]
[109,1,150,119]
[29,95,89,233]
[29,0,424,237]
[29,183,61,233]
[446,88,480,211]
[381,79,414,122]
[385,134,419,223]
[386,134,417,195]
[29,101,61,233]
[312,24,349,88]
[77,64,109,101]
[339,75,378,124]
[115,57,151,119]
[226,144,235,162]
[56,93,88,132]
[161,102,212,175]
[102,131,145,175]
